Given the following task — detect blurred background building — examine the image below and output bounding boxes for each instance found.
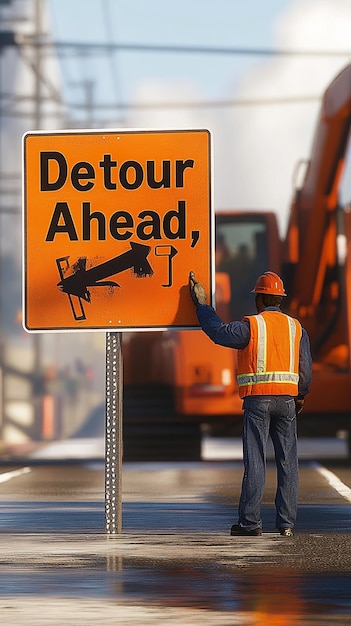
[0,0,106,449]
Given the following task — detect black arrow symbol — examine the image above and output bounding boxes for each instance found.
[57,242,153,301]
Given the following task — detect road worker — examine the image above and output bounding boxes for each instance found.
[189,270,312,537]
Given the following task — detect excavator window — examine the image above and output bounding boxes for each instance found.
[215,214,270,321]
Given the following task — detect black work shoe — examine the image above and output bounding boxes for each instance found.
[230,524,262,536]
[280,528,294,537]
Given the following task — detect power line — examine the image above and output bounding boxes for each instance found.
[0,93,322,119]
[0,96,321,124]
[81,94,321,109]
[13,38,351,58]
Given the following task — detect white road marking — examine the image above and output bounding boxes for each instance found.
[0,467,31,483]
[202,436,348,461]
[314,463,351,503]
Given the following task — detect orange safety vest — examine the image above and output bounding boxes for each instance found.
[237,311,302,398]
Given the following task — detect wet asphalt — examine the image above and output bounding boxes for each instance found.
[0,443,350,624]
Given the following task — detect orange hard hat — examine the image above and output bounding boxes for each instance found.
[251,271,287,296]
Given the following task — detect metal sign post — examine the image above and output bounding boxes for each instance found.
[105,332,123,534]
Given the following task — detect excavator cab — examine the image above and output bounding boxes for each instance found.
[215,211,282,320]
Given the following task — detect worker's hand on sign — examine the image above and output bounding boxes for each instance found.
[295,397,304,415]
[189,271,207,306]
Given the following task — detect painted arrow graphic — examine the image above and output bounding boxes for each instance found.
[57,242,153,302]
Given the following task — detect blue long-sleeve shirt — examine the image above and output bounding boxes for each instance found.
[196,304,312,397]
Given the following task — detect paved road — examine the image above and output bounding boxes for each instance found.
[0,440,350,624]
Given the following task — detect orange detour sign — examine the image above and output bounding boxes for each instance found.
[23,129,213,331]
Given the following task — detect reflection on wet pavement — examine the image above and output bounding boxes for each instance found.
[0,461,350,624]
[0,529,350,625]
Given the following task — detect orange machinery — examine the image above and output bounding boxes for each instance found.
[284,62,351,420]
[123,63,351,459]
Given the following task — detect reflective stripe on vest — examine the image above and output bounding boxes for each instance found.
[237,312,301,396]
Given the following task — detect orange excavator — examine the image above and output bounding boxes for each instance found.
[284,62,351,420]
[123,62,351,460]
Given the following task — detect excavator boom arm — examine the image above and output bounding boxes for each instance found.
[286,63,351,309]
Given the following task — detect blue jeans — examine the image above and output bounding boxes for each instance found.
[238,395,298,531]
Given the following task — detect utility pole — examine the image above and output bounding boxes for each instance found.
[0,1,18,442]
[32,0,43,438]
[84,79,94,127]
[34,0,42,129]
[70,79,95,128]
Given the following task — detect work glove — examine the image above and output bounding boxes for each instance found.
[189,271,207,306]
[295,397,304,415]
